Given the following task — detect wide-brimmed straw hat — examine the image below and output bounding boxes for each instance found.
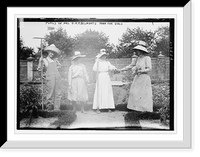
[133,41,149,53]
[71,51,86,60]
[96,49,108,58]
[137,40,147,47]
[44,44,61,56]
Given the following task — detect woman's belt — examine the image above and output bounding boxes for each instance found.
[98,71,108,73]
[137,72,148,75]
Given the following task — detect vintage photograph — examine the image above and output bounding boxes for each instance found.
[17,17,174,130]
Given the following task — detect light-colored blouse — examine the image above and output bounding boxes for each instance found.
[121,56,152,74]
[93,59,116,72]
[135,56,152,73]
[68,63,89,86]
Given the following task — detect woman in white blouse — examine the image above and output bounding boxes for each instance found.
[92,49,117,114]
[121,41,153,112]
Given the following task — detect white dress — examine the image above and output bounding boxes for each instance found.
[92,59,116,109]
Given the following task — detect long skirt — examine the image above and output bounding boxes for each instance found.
[68,77,88,102]
[93,72,115,109]
[127,74,153,112]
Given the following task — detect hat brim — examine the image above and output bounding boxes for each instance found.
[96,53,108,58]
[71,55,86,60]
[44,46,61,55]
[133,45,149,53]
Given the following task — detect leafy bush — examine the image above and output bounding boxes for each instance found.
[115,104,129,111]
[152,82,170,122]
[37,110,66,118]
[125,110,160,121]
[20,83,42,114]
[124,111,142,129]
[124,111,140,123]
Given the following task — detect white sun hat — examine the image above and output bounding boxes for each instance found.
[71,51,86,60]
[96,49,108,58]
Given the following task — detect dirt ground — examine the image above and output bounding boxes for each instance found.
[20,110,169,130]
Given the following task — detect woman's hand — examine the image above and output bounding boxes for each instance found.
[137,69,142,73]
[114,69,121,74]
[68,85,72,90]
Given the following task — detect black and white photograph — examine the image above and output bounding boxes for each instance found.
[18,17,174,131]
[2,0,194,151]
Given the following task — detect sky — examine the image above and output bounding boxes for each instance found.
[20,21,169,52]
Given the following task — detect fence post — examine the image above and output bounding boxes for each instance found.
[27,54,34,82]
[157,51,166,81]
[132,51,138,59]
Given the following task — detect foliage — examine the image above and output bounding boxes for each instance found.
[152,82,170,123]
[19,82,76,127]
[124,111,141,126]
[38,110,72,118]
[19,83,42,117]
[19,37,35,60]
[125,110,160,121]
[115,26,170,58]
[154,26,170,57]
[116,27,157,58]
[44,27,75,58]
[152,82,170,112]
[44,28,114,58]
[73,29,111,58]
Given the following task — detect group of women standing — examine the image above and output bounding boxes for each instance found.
[37,41,153,114]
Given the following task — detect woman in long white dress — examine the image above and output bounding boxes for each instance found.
[92,49,117,113]
[67,51,89,113]
[121,41,153,112]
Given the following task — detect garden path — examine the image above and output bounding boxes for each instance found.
[61,111,169,130]
[20,110,169,130]
[65,111,127,129]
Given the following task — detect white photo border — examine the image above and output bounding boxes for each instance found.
[3,2,191,149]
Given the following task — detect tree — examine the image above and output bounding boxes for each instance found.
[44,27,75,58]
[116,27,156,58]
[154,26,170,57]
[19,37,35,60]
[73,29,111,58]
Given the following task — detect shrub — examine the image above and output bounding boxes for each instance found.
[115,104,129,111]
[20,83,41,106]
[152,82,170,122]
[125,110,160,121]
[19,83,42,114]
